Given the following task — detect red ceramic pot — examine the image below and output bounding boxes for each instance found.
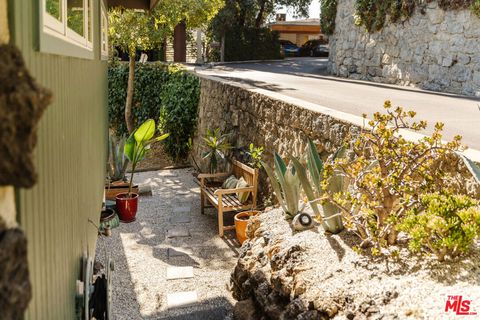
[115,193,139,223]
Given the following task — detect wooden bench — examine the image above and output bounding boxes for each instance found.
[198,160,259,237]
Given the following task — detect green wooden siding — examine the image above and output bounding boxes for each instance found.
[9,1,108,319]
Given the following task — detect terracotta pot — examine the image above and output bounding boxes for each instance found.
[234,211,259,245]
[115,193,139,223]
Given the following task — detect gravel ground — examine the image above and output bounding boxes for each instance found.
[96,168,239,319]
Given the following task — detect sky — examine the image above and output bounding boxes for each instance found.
[279,1,320,21]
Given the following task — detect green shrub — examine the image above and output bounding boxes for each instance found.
[108,62,169,136]
[108,63,200,160]
[323,101,463,248]
[224,27,282,62]
[354,0,480,33]
[159,66,200,161]
[398,193,480,261]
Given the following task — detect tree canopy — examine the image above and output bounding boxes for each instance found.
[210,0,312,33]
[109,0,224,56]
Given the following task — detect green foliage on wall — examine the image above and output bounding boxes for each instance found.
[320,0,338,35]
[224,27,282,62]
[108,63,200,160]
[355,0,480,32]
[159,67,200,160]
[320,0,480,35]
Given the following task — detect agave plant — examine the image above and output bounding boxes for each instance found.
[202,128,232,173]
[457,152,480,184]
[107,131,128,182]
[289,139,346,233]
[262,154,304,219]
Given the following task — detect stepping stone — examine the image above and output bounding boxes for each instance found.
[173,206,191,213]
[159,173,178,178]
[167,247,193,258]
[176,190,190,195]
[166,266,194,280]
[170,214,192,224]
[167,291,198,308]
[167,227,190,238]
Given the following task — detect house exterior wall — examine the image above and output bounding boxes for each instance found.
[9,0,108,319]
[329,0,480,97]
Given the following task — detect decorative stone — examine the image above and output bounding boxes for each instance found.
[170,214,192,224]
[166,291,198,308]
[166,266,194,280]
[173,206,191,213]
[166,227,190,238]
[0,44,51,187]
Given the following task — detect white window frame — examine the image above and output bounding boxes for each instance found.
[41,0,93,54]
[100,1,109,60]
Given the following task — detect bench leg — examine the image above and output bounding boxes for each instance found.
[218,206,224,237]
[200,190,205,215]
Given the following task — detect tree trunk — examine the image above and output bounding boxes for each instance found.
[255,0,266,28]
[125,54,136,133]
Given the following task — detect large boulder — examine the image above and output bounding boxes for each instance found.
[231,208,480,319]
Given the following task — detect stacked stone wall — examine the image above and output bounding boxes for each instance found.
[329,0,480,97]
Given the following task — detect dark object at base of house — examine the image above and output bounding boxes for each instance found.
[0,44,51,188]
[0,227,32,320]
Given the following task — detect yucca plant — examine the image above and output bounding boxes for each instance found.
[289,139,346,233]
[262,154,304,219]
[202,128,232,173]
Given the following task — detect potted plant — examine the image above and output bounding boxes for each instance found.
[105,131,139,200]
[234,210,259,244]
[202,128,232,174]
[115,119,169,222]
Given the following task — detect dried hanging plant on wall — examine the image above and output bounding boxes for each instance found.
[0,44,51,188]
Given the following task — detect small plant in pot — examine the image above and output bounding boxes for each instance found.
[116,119,169,222]
[202,128,232,174]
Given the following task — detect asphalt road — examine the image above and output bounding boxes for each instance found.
[197,57,480,150]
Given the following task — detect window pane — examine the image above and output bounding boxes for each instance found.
[87,0,92,42]
[46,0,62,22]
[67,0,84,36]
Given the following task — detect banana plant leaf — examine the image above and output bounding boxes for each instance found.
[134,119,155,143]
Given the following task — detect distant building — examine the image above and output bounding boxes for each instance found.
[268,18,322,47]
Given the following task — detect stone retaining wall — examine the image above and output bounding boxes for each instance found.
[192,75,361,200]
[192,74,479,202]
[329,0,480,97]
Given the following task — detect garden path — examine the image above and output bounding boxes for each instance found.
[96,168,239,319]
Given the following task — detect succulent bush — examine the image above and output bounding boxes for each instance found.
[398,193,480,261]
[263,154,304,219]
[289,139,345,233]
[323,101,463,248]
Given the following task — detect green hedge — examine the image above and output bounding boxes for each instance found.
[108,62,200,160]
[159,67,200,160]
[224,27,282,62]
